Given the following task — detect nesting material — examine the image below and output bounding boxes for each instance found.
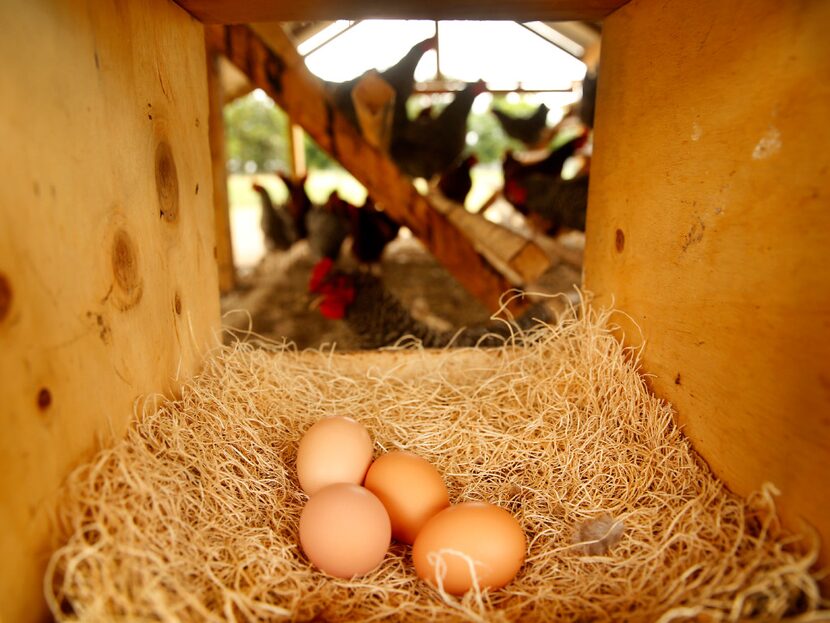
[45,305,827,622]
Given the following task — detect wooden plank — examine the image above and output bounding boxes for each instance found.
[585,0,830,570]
[287,122,307,178]
[428,190,553,285]
[0,1,221,620]
[209,23,525,312]
[175,0,628,23]
[219,55,253,102]
[206,45,237,293]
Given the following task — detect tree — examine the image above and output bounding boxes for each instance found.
[223,91,289,173]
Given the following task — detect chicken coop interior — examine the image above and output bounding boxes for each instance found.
[1,0,829,621]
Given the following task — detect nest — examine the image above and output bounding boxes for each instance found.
[45,304,827,621]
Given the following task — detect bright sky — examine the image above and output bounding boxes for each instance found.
[300,20,587,116]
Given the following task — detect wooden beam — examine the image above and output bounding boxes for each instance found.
[585,0,830,572]
[218,55,253,103]
[297,20,360,57]
[207,23,528,312]
[287,122,307,178]
[428,191,552,286]
[175,0,629,23]
[206,45,236,294]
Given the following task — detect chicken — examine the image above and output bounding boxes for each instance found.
[382,37,437,133]
[252,182,296,251]
[345,197,400,267]
[308,258,553,349]
[277,173,313,240]
[503,133,586,185]
[502,133,587,210]
[520,174,590,234]
[305,192,350,261]
[437,154,477,205]
[579,69,598,129]
[326,36,437,134]
[502,133,590,235]
[492,103,550,147]
[390,80,486,180]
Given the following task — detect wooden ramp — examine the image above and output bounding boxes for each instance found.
[206,24,552,312]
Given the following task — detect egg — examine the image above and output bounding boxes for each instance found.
[299,483,391,578]
[296,416,373,495]
[412,502,526,595]
[363,451,450,544]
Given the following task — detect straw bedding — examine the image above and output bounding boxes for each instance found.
[45,304,827,622]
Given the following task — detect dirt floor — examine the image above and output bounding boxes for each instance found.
[221,236,582,351]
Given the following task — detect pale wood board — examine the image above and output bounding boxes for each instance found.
[206,44,237,293]
[174,0,628,23]
[0,1,221,620]
[585,0,830,570]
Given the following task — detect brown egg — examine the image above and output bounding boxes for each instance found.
[412,502,526,595]
[363,451,450,544]
[296,416,373,495]
[299,483,391,578]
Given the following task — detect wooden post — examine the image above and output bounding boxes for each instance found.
[287,121,307,179]
[206,23,536,312]
[205,44,236,293]
[585,0,830,573]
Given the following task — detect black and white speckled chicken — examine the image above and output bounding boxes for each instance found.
[252,182,296,251]
[390,80,486,180]
[308,258,553,349]
[492,103,550,147]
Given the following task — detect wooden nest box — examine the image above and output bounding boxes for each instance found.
[0,0,828,620]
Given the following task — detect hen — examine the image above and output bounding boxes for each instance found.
[502,133,587,189]
[390,80,486,180]
[345,197,400,267]
[579,69,598,129]
[520,175,590,234]
[492,103,550,147]
[502,134,590,234]
[252,182,296,251]
[309,258,553,349]
[437,154,477,205]
[277,173,313,240]
[326,36,437,134]
[305,192,350,261]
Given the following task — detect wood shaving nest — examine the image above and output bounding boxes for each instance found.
[45,303,828,622]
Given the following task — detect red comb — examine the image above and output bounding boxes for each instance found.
[309,258,335,293]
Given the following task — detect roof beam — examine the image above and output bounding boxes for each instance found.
[176,0,629,24]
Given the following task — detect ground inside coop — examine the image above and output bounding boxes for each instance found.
[45,305,827,622]
[220,235,583,349]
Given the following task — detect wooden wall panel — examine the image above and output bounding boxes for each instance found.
[0,1,220,620]
[585,0,830,566]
